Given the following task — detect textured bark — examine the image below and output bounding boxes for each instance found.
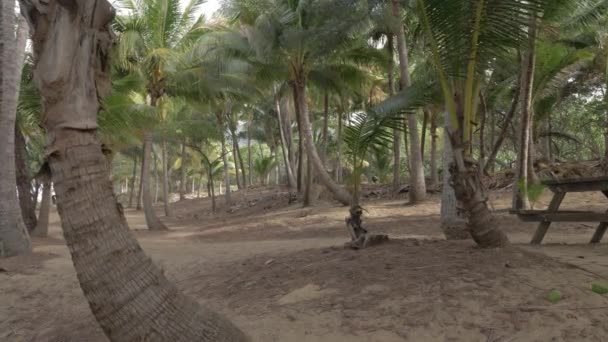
[421,109,429,162]
[321,90,329,165]
[21,0,249,340]
[142,132,167,230]
[391,0,426,202]
[15,125,38,231]
[276,94,297,190]
[219,121,231,205]
[161,138,172,216]
[429,111,439,186]
[128,156,137,208]
[303,152,314,206]
[440,115,469,240]
[0,5,31,257]
[478,93,487,162]
[294,85,304,193]
[513,20,536,210]
[179,142,186,200]
[293,76,351,206]
[32,180,51,237]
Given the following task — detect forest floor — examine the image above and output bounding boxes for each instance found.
[2,186,608,341]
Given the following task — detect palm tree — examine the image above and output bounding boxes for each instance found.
[413,0,553,247]
[253,155,277,185]
[113,0,209,229]
[18,0,249,339]
[0,3,31,257]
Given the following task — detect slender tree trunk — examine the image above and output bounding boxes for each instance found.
[161,138,172,216]
[296,114,304,192]
[179,142,186,201]
[321,90,329,164]
[236,137,246,188]
[421,109,429,162]
[32,179,40,205]
[293,75,351,206]
[232,133,242,190]
[303,151,314,206]
[137,143,144,210]
[429,111,439,186]
[483,72,521,174]
[32,180,52,237]
[247,114,253,186]
[21,0,248,339]
[15,125,38,231]
[220,126,231,205]
[154,148,159,203]
[0,7,31,257]
[387,35,401,190]
[391,0,426,202]
[441,112,469,240]
[479,93,488,162]
[276,94,297,189]
[513,20,537,210]
[336,110,343,183]
[128,156,137,208]
[142,132,167,230]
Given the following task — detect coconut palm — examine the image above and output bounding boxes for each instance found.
[18,0,248,340]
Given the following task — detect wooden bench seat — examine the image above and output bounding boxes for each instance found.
[510,210,608,223]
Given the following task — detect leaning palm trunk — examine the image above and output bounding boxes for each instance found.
[391,0,426,202]
[293,76,351,206]
[15,124,38,231]
[142,132,168,230]
[19,0,249,340]
[32,180,52,237]
[0,6,31,257]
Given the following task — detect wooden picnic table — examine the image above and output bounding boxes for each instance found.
[511,176,608,244]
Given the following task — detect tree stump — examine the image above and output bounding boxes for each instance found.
[344,205,389,249]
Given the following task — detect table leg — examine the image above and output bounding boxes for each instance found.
[590,222,607,244]
[531,192,565,245]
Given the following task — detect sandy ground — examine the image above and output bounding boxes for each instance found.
[1,187,608,341]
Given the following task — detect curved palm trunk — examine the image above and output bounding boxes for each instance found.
[179,142,186,201]
[276,95,297,190]
[142,132,167,230]
[293,76,351,206]
[0,7,31,257]
[15,124,38,231]
[161,138,172,216]
[32,180,52,237]
[21,0,248,340]
[391,0,426,202]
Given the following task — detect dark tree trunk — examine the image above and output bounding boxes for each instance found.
[143,131,167,230]
[15,125,37,232]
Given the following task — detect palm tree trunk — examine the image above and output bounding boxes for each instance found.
[179,142,186,201]
[513,20,537,210]
[247,114,253,186]
[137,143,144,210]
[276,93,297,190]
[421,109,429,162]
[387,35,401,191]
[391,0,426,202]
[293,75,351,206]
[429,111,439,186]
[321,90,329,164]
[336,110,343,183]
[15,124,38,231]
[220,132,231,205]
[154,146,159,203]
[21,0,248,339]
[236,138,247,188]
[161,138,172,216]
[128,156,137,208]
[230,128,244,190]
[441,112,469,240]
[142,132,167,230]
[0,7,31,257]
[303,152,314,206]
[32,180,52,237]
[479,93,488,162]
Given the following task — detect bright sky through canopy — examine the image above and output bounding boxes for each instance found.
[199,0,220,17]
